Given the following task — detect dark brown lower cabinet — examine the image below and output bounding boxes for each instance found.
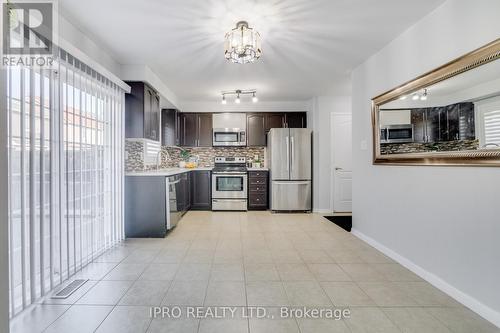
[190,170,211,210]
[248,171,268,210]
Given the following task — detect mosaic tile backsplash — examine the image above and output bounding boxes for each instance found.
[380,139,479,155]
[125,139,265,171]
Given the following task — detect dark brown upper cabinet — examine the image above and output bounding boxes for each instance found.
[198,113,213,147]
[161,109,177,146]
[180,113,212,147]
[246,112,307,147]
[125,81,160,141]
[265,113,285,132]
[285,112,307,128]
[247,114,266,146]
[410,102,475,143]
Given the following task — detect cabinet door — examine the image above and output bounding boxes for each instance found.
[182,113,198,147]
[197,113,213,147]
[143,87,153,140]
[459,102,475,140]
[191,171,211,210]
[426,108,441,142]
[151,93,160,141]
[161,109,176,146]
[265,113,285,132]
[125,82,145,138]
[446,104,460,141]
[175,112,182,146]
[185,172,192,210]
[411,109,426,143]
[285,112,307,128]
[247,113,266,146]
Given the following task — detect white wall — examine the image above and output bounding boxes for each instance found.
[0,69,9,333]
[58,14,121,77]
[310,96,351,213]
[351,0,500,327]
[179,100,310,113]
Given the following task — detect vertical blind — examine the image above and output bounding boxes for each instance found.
[7,50,126,317]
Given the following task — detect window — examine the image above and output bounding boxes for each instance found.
[475,98,500,148]
[7,51,126,317]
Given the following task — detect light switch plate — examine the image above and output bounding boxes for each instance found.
[360,140,368,150]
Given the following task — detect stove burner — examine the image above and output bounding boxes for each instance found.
[213,156,247,174]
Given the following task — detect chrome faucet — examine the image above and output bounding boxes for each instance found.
[155,150,162,170]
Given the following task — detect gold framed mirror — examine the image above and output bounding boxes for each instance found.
[372,39,500,166]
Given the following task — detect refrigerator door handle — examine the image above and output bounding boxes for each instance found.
[290,136,294,171]
[285,136,290,172]
[273,181,310,185]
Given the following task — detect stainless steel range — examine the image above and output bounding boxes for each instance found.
[212,157,248,211]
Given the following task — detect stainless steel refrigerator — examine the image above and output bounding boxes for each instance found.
[267,128,312,211]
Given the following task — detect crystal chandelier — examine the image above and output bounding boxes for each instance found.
[224,21,262,64]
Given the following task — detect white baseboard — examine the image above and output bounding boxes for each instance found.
[351,228,500,329]
[312,209,332,214]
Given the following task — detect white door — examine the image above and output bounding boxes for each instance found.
[331,113,352,212]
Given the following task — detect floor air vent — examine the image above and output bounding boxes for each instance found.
[51,279,88,299]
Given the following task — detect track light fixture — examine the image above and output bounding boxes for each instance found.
[220,89,258,104]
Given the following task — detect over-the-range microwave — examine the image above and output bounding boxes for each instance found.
[380,124,414,143]
[212,128,246,146]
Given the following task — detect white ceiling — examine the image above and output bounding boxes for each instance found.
[59,0,445,102]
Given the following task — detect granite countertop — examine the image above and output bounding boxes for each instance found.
[247,167,269,171]
[125,167,213,176]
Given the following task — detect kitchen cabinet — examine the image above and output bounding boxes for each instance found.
[248,170,268,210]
[285,112,307,128]
[161,109,177,146]
[458,102,475,140]
[247,112,306,147]
[190,170,211,210]
[411,102,475,143]
[180,113,213,147]
[265,113,285,132]
[247,114,266,146]
[125,176,167,237]
[411,109,426,143]
[125,82,160,141]
[198,113,213,147]
[177,172,191,211]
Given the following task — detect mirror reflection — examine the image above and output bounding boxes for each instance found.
[378,59,500,155]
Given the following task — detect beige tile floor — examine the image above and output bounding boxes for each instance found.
[10,211,500,333]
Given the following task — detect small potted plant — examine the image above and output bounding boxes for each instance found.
[253,156,261,168]
[179,149,190,168]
